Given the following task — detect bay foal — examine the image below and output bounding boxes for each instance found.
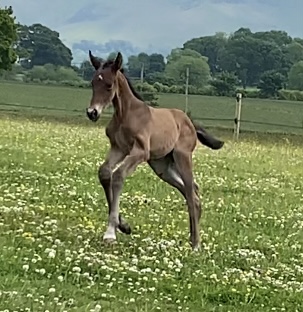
[86,51,224,251]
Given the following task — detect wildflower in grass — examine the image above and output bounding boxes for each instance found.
[22,264,29,272]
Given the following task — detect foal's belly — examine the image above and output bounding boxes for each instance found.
[149,122,179,159]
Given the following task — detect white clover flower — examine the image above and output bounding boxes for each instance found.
[22,264,29,272]
[94,304,101,312]
[72,266,81,273]
[48,249,56,259]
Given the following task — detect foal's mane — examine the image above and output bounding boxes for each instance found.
[102,59,144,102]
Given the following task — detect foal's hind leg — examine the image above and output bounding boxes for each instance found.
[148,154,202,227]
[172,149,201,250]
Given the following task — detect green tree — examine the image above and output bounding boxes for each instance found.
[43,63,57,81]
[294,38,303,46]
[253,30,292,46]
[127,52,165,78]
[16,23,73,68]
[232,27,253,39]
[183,32,228,74]
[148,53,165,73]
[219,35,285,87]
[165,48,210,88]
[137,52,150,72]
[27,64,80,82]
[56,66,81,81]
[80,60,95,81]
[145,72,176,86]
[288,61,303,91]
[166,48,202,63]
[258,70,285,97]
[0,5,17,70]
[0,63,24,80]
[210,71,238,96]
[27,65,48,81]
[284,42,303,65]
[127,54,143,78]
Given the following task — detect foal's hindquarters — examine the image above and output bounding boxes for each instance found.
[134,110,203,250]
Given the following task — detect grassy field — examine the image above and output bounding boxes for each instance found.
[1,113,303,311]
[1,81,303,135]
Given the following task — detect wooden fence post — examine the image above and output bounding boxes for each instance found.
[233,92,243,140]
[185,67,189,114]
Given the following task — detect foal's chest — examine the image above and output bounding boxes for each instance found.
[105,125,133,153]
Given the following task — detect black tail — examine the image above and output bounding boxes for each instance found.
[193,122,224,150]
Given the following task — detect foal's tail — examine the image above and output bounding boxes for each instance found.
[193,122,224,150]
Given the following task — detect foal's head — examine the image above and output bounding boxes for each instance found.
[86,51,123,122]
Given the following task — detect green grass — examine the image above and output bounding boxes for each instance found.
[1,114,303,311]
[1,81,303,135]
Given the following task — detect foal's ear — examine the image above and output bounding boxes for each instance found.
[89,50,101,70]
[113,52,123,72]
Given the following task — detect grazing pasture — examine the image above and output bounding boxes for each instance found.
[1,114,303,311]
[1,81,303,135]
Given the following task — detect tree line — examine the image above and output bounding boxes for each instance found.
[1,5,303,102]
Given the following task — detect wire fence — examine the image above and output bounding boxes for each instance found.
[1,100,303,136]
[187,93,303,136]
[192,116,303,130]
[240,119,303,130]
[1,80,303,138]
[0,102,84,113]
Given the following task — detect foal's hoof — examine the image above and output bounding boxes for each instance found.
[118,222,132,235]
[103,238,117,245]
[118,215,132,235]
[192,245,201,252]
[103,232,117,245]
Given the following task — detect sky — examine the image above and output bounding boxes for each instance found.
[2,0,301,64]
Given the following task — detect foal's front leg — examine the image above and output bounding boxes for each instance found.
[98,147,126,237]
[103,147,147,243]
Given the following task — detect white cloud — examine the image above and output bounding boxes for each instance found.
[3,0,302,63]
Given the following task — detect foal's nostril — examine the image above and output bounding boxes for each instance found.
[86,108,98,120]
[92,109,98,117]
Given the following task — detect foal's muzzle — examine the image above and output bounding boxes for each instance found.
[86,108,99,122]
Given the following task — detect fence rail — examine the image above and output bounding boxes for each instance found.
[0,102,84,113]
[240,119,303,129]
[1,100,303,137]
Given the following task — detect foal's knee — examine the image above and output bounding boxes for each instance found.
[98,163,112,186]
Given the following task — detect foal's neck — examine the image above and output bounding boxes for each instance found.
[112,73,144,122]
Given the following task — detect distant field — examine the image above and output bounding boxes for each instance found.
[159,94,303,134]
[1,81,303,135]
